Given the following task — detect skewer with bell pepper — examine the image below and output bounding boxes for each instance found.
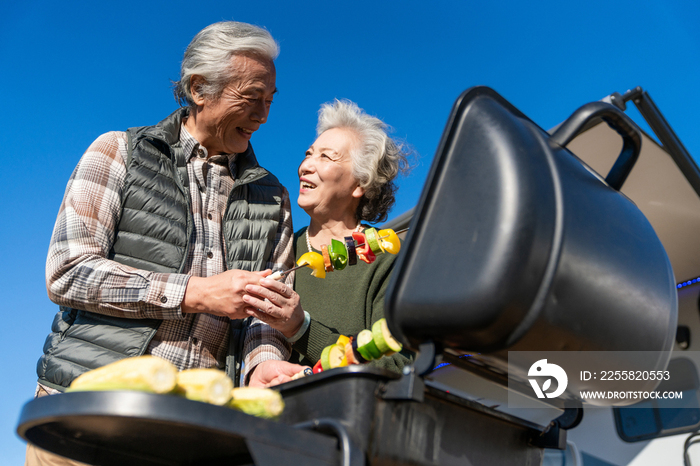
[311,318,403,373]
[268,228,404,280]
[351,227,402,264]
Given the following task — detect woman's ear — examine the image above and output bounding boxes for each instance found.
[189,76,207,106]
[352,185,366,199]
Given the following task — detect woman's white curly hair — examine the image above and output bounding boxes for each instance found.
[317,99,413,223]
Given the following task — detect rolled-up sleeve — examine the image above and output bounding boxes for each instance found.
[46,132,190,320]
[242,318,292,384]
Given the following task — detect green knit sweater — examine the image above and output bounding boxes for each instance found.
[290,227,413,373]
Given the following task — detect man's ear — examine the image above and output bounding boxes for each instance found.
[189,75,207,106]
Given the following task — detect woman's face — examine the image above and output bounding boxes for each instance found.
[297,127,365,220]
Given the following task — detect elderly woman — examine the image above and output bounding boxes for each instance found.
[244,99,413,373]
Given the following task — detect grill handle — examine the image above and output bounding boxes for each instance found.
[551,101,642,190]
[294,418,363,466]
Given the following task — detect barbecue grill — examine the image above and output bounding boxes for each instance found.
[17,87,678,466]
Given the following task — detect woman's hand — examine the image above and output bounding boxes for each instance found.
[182,269,270,319]
[243,276,306,338]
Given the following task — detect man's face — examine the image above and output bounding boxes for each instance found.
[194,54,277,155]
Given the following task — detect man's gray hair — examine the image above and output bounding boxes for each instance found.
[317,99,412,223]
[174,21,279,108]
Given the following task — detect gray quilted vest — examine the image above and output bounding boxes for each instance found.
[37,108,284,391]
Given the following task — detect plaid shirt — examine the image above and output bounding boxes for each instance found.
[43,123,294,392]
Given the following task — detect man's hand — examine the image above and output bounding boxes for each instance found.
[242,277,305,338]
[181,269,271,319]
[248,360,310,388]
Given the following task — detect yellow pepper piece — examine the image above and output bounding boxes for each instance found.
[378,229,401,255]
[334,336,351,366]
[336,335,351,347]
[297,252,326,279]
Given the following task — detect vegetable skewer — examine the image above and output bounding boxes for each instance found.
[269,227,407,280]
[309,318,402,374]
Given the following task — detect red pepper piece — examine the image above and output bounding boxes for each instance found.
[313,359,323,374]
[352,232,376,264]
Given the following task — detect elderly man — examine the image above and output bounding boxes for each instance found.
[27,21,304,466]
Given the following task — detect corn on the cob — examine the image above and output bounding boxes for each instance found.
[228,387,285,419]
[175,368,234,405]
[67,356,178,394]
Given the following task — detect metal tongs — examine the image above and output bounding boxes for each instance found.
[269,227,409,281]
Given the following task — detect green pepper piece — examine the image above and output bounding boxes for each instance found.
[329,238,348,270]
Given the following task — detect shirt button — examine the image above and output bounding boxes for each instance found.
[207,213,213,220]
[160,296,168,303]
[192,337,199,345]
[197,148,205,158]
[207,251,214,259]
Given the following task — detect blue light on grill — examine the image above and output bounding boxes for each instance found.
[677,277,700,289]
[433,354,478,370]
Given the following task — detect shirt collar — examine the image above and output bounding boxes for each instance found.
[180,123,236,168]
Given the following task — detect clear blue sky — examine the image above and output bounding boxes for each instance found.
[2,0,699,463]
